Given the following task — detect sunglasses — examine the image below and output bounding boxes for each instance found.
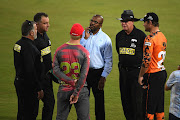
[90,19,102,24]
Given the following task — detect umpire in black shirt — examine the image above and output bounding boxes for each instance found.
[34,12,55,120]
[116,10,146,120]
[13,20,44,120]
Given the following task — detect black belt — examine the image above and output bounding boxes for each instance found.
[120,65,140,71]
[89,67,103,71]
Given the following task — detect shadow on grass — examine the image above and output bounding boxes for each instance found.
[0,116,16,120]
[0,116,41,120]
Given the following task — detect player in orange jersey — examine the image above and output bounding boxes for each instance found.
[138,12,167,120]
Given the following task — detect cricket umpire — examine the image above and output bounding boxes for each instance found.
[13,20,44,120]
[34,12,56,120]
[116,10,146,120]
[80,15,113,120]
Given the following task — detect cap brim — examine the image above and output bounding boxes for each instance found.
[139,18,144,21]
[116,18,123,20]
[133,18,140,22]
[116,18,140,22]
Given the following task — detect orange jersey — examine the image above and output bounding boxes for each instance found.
[142,31,167,73]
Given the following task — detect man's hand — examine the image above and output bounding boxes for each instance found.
[84,27,91,39]
[72,79,78,87]
[69,95,79,104]
[98,76,106,90]
[138,76,144,86]
[138,76,147,89]
[37,90,44,100]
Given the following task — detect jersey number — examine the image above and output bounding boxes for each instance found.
[60,62,80,79]
[157,51,166,70]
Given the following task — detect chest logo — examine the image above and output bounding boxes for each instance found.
[48,40,51,45]
[119,47,135,55]
[41,46,51,56]
[130,39,137,48]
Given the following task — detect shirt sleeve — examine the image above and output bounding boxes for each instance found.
[80,31,86,47]
[115,33,120,54]
[101,38,113,78]
[166,71,176,88]
[142,37,154,68]
[73,50,90,96]
[52,50,75,86]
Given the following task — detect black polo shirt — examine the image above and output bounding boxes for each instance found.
[13,37,42,91]
[116,26,146,67]
[34,32,52,87]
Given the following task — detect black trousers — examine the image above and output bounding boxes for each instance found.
[86,68,105,120]
[41,75,55,120]
[118,65,145,120]
[144,70,167,118]
[169,113,180,120]
[14,79,39,120]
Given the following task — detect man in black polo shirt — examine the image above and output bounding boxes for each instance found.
[34,12,55,120]
[116,10,146,120]
[13,20,44,120]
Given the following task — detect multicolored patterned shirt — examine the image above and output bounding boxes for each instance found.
[142,31,167,73]
[53,42,90,96]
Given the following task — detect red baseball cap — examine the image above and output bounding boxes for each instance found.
[70,23,84,36]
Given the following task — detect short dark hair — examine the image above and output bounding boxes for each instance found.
[21,20,35,36]
[93,14,104,24]
[34,12,48,22]
[147,20,159,27]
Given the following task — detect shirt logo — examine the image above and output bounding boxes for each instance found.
[144,42,151,46]
[14,44,21,53]
[119,47,135,55]
[130,39,137,48]
[41,46,51,56]
[130,43,136,48]
[48,40,51,45]
[131,39,137,42]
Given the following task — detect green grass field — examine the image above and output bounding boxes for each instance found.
[0,0,180,119]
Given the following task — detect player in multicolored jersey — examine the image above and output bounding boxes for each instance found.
[53,23,90,120]
[138,12,167,120]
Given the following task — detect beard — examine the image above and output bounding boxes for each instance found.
[34,34,37,39]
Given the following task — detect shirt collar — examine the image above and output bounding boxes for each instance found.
[22,36,33,42]
[129,25,137,36]
[66,42,80,45]
[37,31,46,38]
[91,28,102,36]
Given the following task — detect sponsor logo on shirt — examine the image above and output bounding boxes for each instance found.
[41,46,51,56]
[14,44,21,53]
[119,47,135,55]
[144,42,151,46]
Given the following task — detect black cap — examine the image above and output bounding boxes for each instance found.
[116,10,139,22]
[140,12,159,22]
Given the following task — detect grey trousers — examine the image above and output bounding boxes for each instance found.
[56,86,90,120]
